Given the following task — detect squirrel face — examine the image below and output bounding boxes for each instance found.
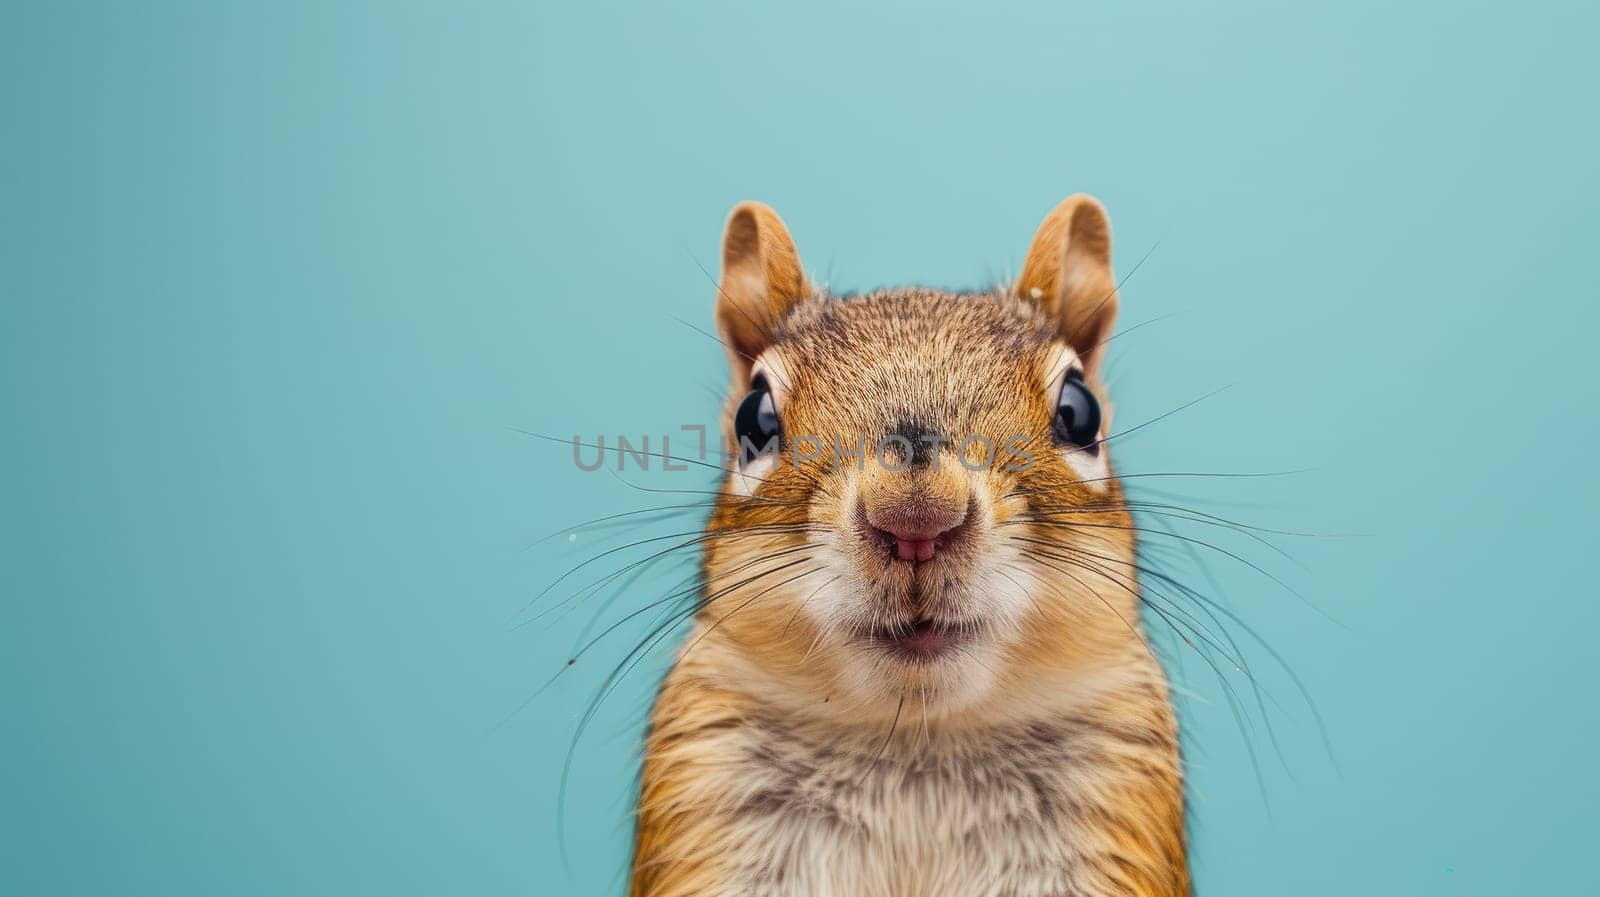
[701,199,1140,723]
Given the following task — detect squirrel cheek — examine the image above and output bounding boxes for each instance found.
[730,453,778,496]
[1059,441,1112,489]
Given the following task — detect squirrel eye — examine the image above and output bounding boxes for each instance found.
[1052,372,1101,452]
[734,379,781,464]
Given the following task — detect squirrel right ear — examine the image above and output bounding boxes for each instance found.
[1016,195,1119,377]
[716,202,808,383]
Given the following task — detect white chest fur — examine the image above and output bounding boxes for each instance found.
[715,716,1128,897]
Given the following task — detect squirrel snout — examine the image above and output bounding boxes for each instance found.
[859,482,972,563]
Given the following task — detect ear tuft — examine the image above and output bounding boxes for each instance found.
[1016,195,1120,376]
[715,202,808,384]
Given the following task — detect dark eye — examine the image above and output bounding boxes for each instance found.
[734,378,781,464]
[1052,372,1101,451]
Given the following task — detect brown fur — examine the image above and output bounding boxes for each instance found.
[631,198,1188,896]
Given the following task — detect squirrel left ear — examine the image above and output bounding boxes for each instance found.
[1016,195,1119,377]
[715,202,809,385]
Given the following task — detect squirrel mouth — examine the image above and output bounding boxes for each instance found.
[864,617,978,662]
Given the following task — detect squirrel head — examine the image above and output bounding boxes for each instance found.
[700,198,1141,724]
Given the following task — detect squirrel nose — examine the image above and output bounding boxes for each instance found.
[862,496,970,562]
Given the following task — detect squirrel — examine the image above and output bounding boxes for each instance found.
[629,197,1188,897]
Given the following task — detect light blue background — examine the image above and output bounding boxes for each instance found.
[4,2,1597,894]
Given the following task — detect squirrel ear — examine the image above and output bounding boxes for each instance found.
[716,202,808,383]
[1016,195,1119,376]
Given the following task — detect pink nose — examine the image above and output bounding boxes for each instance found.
[863,500,969,562]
